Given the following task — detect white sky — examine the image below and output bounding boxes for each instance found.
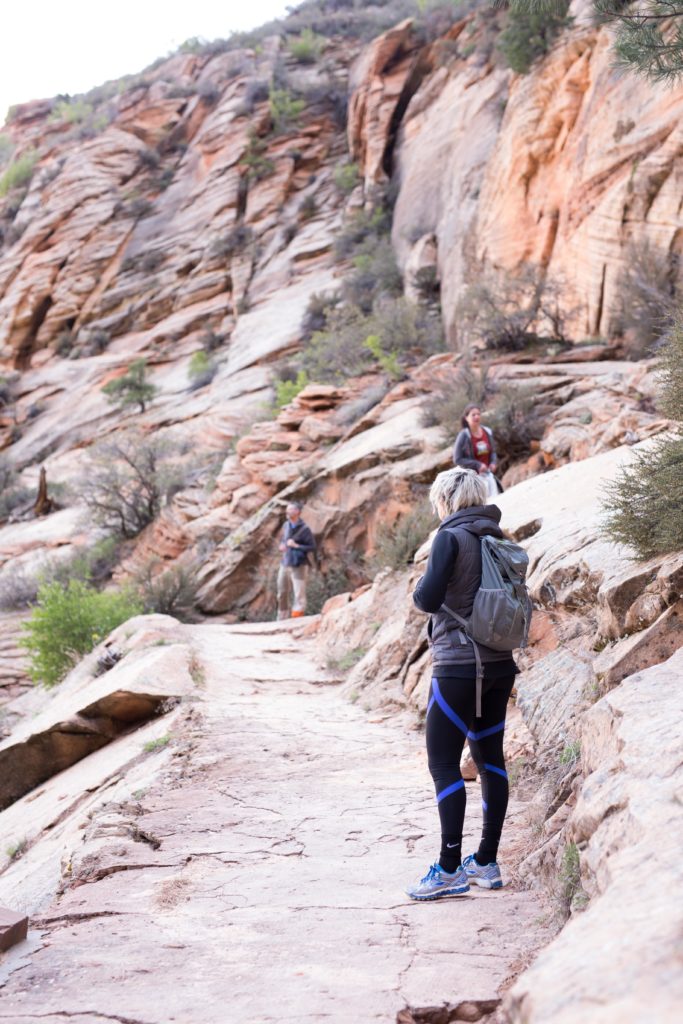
[1,0,292,127]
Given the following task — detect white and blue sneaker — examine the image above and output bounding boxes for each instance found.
[406,863,470,901]
[462,853,503,889]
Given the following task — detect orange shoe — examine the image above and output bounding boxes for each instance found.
[291,609,305,618]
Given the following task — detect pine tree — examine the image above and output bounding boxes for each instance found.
[601,320,683,557]
[509,1,683,83]
[102,358,156,413]
[594,0,683,83]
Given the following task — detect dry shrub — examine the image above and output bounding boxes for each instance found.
[368,499,437,574]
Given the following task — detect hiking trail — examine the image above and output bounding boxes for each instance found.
[0,621,551,1023]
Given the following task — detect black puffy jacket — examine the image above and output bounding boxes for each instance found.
[413,505,512,668]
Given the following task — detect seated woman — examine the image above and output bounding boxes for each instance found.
[452,403,500,497]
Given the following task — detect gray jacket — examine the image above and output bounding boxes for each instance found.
[453,427,497,471]
[419,506,512,668]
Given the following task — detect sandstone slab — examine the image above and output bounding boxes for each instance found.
[507,649,683,1024]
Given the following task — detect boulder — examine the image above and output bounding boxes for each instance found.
[0,614,195,810]
[507,649,683,1024]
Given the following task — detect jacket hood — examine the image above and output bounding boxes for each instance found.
[438,504,503,539]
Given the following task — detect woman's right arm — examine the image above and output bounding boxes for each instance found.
[453,430,480,470]
[413,531,460,613]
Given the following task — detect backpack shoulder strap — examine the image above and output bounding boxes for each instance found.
[440,603,484,718]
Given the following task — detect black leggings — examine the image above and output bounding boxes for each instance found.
[426,674,515,866]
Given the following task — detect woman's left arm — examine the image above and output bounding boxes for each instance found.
[413,531,459,613]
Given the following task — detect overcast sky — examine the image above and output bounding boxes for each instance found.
[1,0,292,127]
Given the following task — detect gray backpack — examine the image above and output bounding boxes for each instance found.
[442,534,533,716]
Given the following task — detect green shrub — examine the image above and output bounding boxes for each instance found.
[0,456,32,522]
[22,579,143,688]
[560,740,581,766]
[51,98,94,124]
[613,240,678,359]
[602,316,683,557]
[288,27,326,63]
[301,297,442,384]
[298,193,318,221]
[343,235,403,312]
[333,205,392,260]
[0,149,38,197]
[6,837,28,861]
[301,291,339,340]
[143,733,171,753]
[52,537,122,586]
[327,647,367,671]
[556,841,588,919]
[369,500,437,573]
[275,369,310,409]
[499,2,572,74]
[364,335,402,379]
[240,131,275,182]
[188,350,217,390]
[269,88,306,133]
[333,162,360,195]
[102,359,157,413]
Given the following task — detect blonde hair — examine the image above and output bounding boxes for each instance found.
[429,467,488,519]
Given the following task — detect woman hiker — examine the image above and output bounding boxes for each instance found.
[405,467,517,900]
[453,403,501,499]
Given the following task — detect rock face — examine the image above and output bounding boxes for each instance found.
[347,20,683,343]
[507,649,683,1024]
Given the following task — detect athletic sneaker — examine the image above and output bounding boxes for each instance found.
[462,853,503,889]
[405,863,470,901]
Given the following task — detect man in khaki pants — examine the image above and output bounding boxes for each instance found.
[277,501,316,619]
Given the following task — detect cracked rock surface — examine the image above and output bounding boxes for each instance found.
[0,619,549,1023]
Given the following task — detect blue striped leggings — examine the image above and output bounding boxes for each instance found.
[426,674,515,864]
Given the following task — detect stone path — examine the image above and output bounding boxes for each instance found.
[0,622,549,1023]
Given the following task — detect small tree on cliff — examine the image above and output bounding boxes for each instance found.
[102,359,156,413]
[80,433,187,539]
[602,319,683,557]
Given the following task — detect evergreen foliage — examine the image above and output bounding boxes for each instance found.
[594,0,683,83]
[288,27,326,63]
[0,149,38,197]
[499,1,571,74]
[614,240,679,358]
[188,350,217,389]
[102,359,156,413]
[22,579,142,688]
[513,0,683,83]
[275,370,310,409]
[602,318,683,557]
